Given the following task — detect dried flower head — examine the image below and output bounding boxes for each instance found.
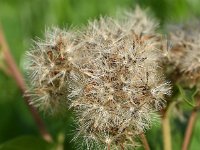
[24,28,76,113]
[167,20,200,86]
[25,6,170,150]
[68,7,170,149]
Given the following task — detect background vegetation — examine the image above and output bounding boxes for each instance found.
[1,0,200,149]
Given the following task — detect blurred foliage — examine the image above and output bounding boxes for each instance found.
[0,136,55,150]
[1,0,200,149]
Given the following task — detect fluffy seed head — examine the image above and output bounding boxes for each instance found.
[167,20,200,86]
[25,7,170,150]
[68,7,170,149]
[24,28,76,114]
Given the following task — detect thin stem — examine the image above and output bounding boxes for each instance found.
[0,25,52,142]
[182,99,200,150]
[162,109,172,150]
[107,143,110,150]
[56,132,65,150]
[139,133,150,150]
[120,143,124,150]
[0,51,11,76]
[161,101,177,150]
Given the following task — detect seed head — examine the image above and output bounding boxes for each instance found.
[24,7,170,150]
[68,7,170,149]
[24,28,76,114]
[167,20,200,86]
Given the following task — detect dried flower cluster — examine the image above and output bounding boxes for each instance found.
[25,7,170,150]
[24,28,76,113]
[167,20,200,87]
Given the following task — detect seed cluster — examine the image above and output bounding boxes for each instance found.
[68,8,170,149]
[167,20,200,86]
[25,28,76,113]
[25,7,170,150]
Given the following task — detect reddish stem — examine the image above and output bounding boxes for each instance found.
[0,25,52,142]
[120,143,125,150]
[107,143,110,150]
[182,100,200,150]
[140,133,150,150]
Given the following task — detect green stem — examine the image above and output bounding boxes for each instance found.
[162,101,176,150]
[162,111,172,150]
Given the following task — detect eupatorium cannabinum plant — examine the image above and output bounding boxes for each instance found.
[25,7,171,150]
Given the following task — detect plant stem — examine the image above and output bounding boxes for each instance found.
[139,133,150,150]
[161,101,177,150]
[0,25,52,142]
[107,143,110,150]
[182,99,200,150]
[120,143,124,150]
[162,109,172,150]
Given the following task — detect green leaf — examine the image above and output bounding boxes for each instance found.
[176,84,197,107]
[146,122,163,150]
[0,136,55,150]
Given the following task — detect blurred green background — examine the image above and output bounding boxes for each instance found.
[1,0,200,149]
